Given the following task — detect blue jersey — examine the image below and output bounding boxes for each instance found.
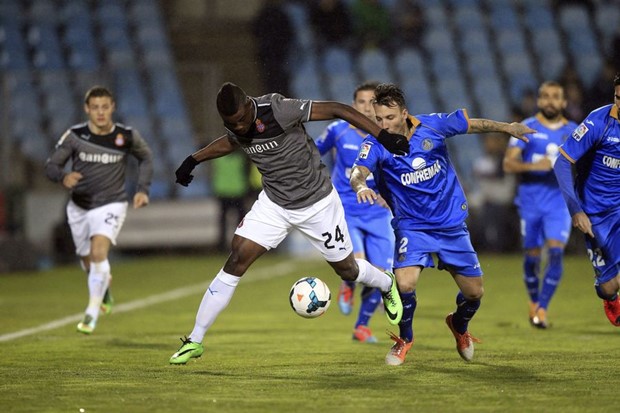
[315,120,389,219]
[354,110,470,231]
[509,113,577,210]
[559,104,620,216]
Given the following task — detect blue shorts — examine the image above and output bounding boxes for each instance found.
[519,205,571,249]
[393,223,482,276]
[347,212,394,270]
[585,208,620,285]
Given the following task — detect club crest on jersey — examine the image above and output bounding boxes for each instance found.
[421,138,433,151]
[115,133,125,146]
[359,143,371,159]
[255,119,265,133]
[572,123,588,141]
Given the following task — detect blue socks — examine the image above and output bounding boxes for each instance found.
[355,286,382,327]
[451,291,481,334]
[398,291,417,342]
[524,254,541,304]
[539,247,563,310]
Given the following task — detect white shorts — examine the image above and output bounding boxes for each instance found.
[235,189,353,262]
[66,200,128,256]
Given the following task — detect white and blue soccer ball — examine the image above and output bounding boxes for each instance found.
[289,277,331,318]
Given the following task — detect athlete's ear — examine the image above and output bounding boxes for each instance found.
[402,107,409,118]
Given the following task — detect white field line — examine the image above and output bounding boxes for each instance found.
[0,261,298,343]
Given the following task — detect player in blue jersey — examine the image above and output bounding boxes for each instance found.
[315,81,395,343]
[503,81,577,329]
[350,83,535,365]
[554,73,620,327]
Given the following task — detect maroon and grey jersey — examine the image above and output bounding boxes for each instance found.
[227,93,332,209]
[45,122,153,210]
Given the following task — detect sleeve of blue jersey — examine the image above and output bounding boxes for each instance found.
[561,113,602,161]
[427,109,470,138]
[314,122,338,156]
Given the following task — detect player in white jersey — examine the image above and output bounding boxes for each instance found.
[45,86,153,334]
[351,83,534,365]
[169,82,409,365]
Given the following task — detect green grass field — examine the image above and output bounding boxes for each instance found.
[0,253,616,413]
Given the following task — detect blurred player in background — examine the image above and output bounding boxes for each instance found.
[351,83,535,365]
[45,86,153,334]
[169,82,409,365]
[554,73,620,327]
[503,81,577,329]
[315,81,394,344]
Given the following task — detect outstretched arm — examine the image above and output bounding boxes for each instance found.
[310,101,382,137]
[468,119,535,142]
[175,135,238,187]
[310,101,409,155]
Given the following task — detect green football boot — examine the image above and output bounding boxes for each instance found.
[76,314,96,335]
[381,271,403,325]
[169,337,204,365]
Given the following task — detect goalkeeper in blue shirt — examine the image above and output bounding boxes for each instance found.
[315,82,394,344]
[351,83,534,365]
[554,73,620,327]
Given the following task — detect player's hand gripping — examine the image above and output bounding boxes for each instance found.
[175,155,199,186]
[376,130,409,155]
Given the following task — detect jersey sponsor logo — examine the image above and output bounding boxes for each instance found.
[602,155,620,169]
[114,133,125,146]
[359,143,371,159]
[242,140,279,154]
[78,152,124,164]
[255,119,265,133]
[607,136,620,143]
[572,123,588,141]
[401,158,441,185]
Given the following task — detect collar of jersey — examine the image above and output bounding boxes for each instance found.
[535,112,569,128]
[407,114,421,136]
[610,105,619,121]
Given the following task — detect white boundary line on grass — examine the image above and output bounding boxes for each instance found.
[0,261,298,343]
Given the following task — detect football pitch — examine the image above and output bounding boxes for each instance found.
[0,253,616,412]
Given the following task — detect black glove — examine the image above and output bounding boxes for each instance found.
[175,155,199,187]
[376,130,409,156]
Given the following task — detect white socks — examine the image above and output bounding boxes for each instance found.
[189,270,241,343]
[353,258,392,292]
[85,259,111,321]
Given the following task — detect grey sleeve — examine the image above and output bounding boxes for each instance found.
[44,130,73,183]
[271,94,312,129]
[130,129,154,195]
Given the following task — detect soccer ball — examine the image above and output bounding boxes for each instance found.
[289,277,331,318]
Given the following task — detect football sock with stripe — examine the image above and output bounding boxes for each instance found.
[355,286,382,327]
[189,270,240,343]
[85,259,111,321]
[539,247,563,309]
[354,258,392,292]
[451,291,481,334]
[398,290,417,342]
[523,254,541,304]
